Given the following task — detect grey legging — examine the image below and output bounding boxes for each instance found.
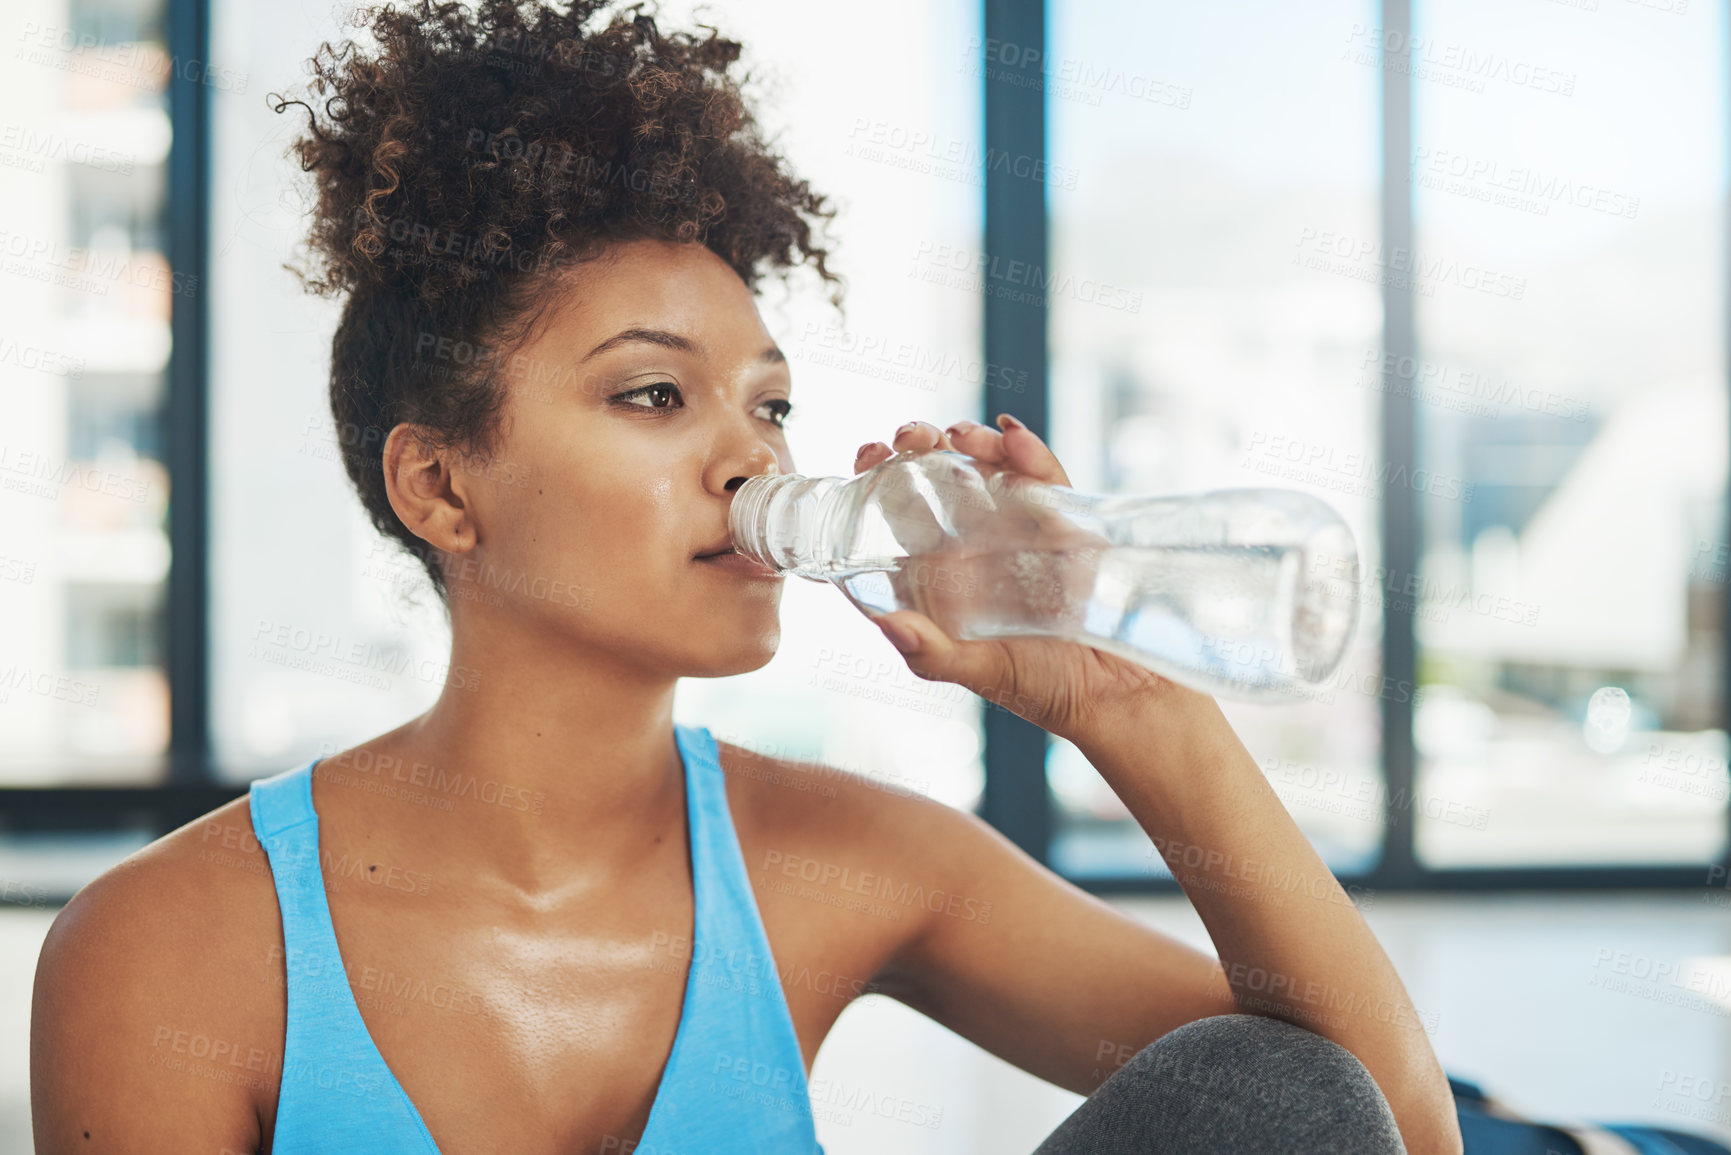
[1032,1014,1407,1154]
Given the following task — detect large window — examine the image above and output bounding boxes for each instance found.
[1036,0,1727,882]
[0,0,174,786]
[4,0,1726,897]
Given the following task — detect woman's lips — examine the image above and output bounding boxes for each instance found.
[694,550,781,580]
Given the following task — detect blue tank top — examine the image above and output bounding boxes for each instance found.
[248,723,825,1154]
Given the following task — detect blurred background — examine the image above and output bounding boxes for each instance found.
[1,0,1727,1150]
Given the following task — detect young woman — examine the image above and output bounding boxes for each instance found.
[31,2,1462,1152]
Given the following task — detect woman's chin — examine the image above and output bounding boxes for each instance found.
[681,627,781,679]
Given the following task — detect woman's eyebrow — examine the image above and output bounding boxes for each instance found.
[581,326,784,366]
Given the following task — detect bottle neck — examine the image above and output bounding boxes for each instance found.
[728,472,847,574]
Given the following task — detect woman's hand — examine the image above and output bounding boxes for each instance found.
[853,415,1186,747]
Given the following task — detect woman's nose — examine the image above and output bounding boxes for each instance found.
[725,460,778,492]
[713,439,782,495]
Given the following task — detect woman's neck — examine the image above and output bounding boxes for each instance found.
[339,605,692,900]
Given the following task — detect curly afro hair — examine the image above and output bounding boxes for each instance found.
[274,0,844,597]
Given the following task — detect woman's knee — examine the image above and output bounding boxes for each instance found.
[1123,1014,1405,1153]
[1036,1013,1406,1154]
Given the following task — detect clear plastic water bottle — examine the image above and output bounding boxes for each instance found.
[728,449,1360,702]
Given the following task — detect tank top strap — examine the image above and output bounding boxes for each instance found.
[636,725,823,1152]
[248,761,442,1151]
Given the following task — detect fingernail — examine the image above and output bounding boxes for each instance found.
[877,617,921,654]
[946,420,979,438]
[856,442,876,460]
[997,413,1026,432]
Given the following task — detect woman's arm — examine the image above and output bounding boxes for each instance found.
[862,686,1460,1155]
[32,817,275,1154]
[1077,682,1459,1152]
[855,417,1462,1155]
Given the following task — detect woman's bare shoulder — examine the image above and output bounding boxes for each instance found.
[44,793,286,979]
[31,795,285,1153]
[716,736,946,815]
[713,737,988,880]
[710,736,1019,1011]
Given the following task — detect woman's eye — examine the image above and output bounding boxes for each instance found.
[616,383,683,411]
[611,385,784,425]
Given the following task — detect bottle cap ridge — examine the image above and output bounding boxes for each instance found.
[728,471,804,571]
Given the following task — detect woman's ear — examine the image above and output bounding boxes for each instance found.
[382,423,476,556]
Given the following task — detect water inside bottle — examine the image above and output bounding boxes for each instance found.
[832,541,1347,700]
